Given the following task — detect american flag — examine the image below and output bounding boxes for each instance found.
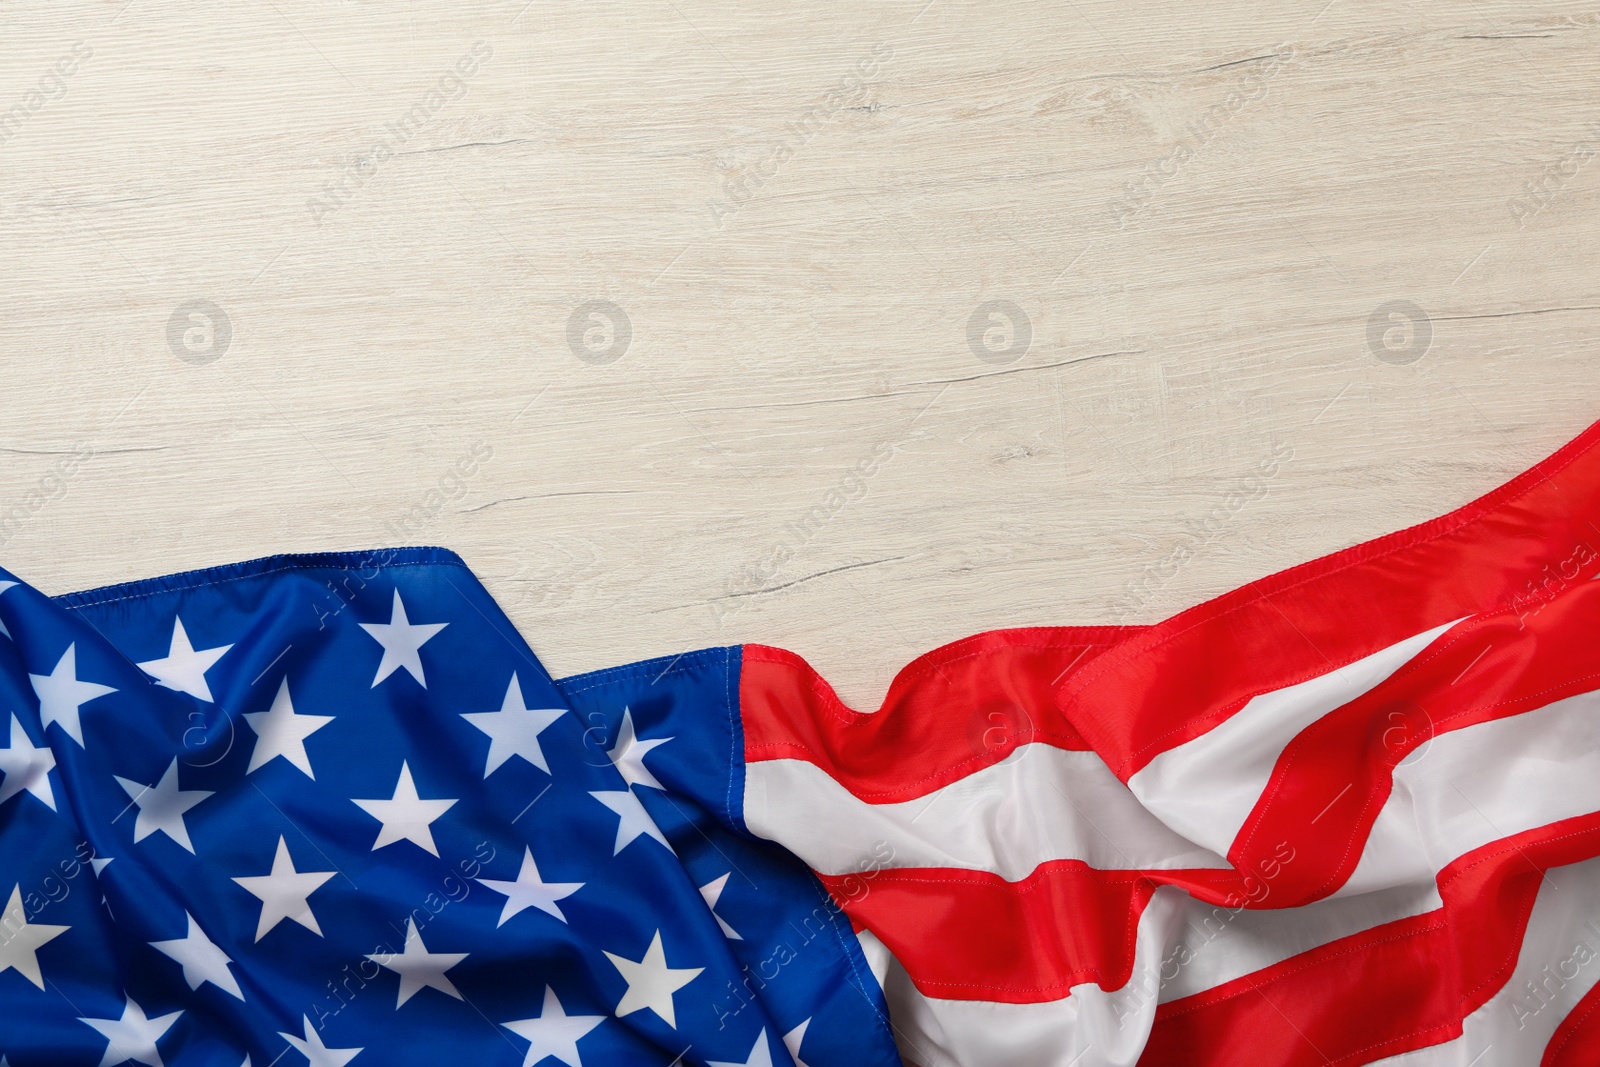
[0,548,899,1067]
[736,419,1600,1065]
[6,418,1600,1067]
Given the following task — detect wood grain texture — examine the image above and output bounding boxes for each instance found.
[2,0,1597,706]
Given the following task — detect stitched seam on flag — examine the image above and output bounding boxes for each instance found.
[1157,918,1449,1019]
[741,735,1091,801]
[1437,826,1600,891]
[1544,992,1600,1061]
[551,646,900,1030]
[817,876,901,1032]
[1164,827,1600,1039]
[554,643,898,1021]
[1144,613,1511,787]
[744,628,1131,700]
[1243,768,1386,904]
[1104,616,1467,782]
[744,639,1119,725]
[838,871,1236,997]
[883,870,1158,998]
[1437,825,1600,1005]
[1059,430,1600,773]
[55,547,466,604]
[1241,604,1600,863]
[743,643,1102,797]
[1235,667,1600,900]
[1072,440,1592,695]
[725,645,742,834]
[742,643,1107,710]
[1323,1022,1460,1066]
[735,655,898,1033]
[557,651,744,829]
[58,556,470,608]
[871,874,1148,996]
[1222,612,1529,865]
[842,868,1235,889]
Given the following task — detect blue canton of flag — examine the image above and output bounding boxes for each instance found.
[0,548,900,1067]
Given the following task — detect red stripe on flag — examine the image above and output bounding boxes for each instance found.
[817,861,1239,1003]
[1230,582,1600,903]
[1543,980,1600,1066]
[1060,417,1600,779]
[1142,814,1600,1066]
[741,627,1135,802]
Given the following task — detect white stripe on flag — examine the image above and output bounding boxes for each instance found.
[746,746,1229,879]
[1156,879,1443,1004]
[857,887,1191,1067]
[1128,620,1459,858]
[1369,853,1600,1064]
[1342,687,1600,897]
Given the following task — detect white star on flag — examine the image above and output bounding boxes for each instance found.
[244,677,332,779]
[0,713,57,810]
[352,762,457,856]
[29,643,116,747]
[368,918,467,1007]
[709,1029,776,1067]
[149,911,244,1000]
[78,997,181,1067]
[782,1019,814,1067]
[232,836,336,942]
[359,590,445,687]
[590,789,673,855]
[477,845,583,926]
[0,579,16,638]
[607,707,671,790]
[501,986,604,1067]
[462,673,564,777]
[603,929,703,1029]
[0,884,68,989]
[113,759,212,854]
[698,873,742,940]
[136,618,232,702]
[279,1015,362,1067]
[91,856,114,917]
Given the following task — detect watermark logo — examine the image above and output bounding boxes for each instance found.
[712,439,902,626]
[1111,441,1294,622]
[965,699,1034,761]
[566,300,631,365]
[378,439,494,541]
[180,704,238,768]
[0,41,93,148]
[707,42,894,228]
[1504,539,1597,624]
[1378,699,1434,769]
[1108,46,1295,229]
[167,300,232,365]
[1508,924,1600,1031]
[966,300,1032,365]
[1366,300,1431,365]
[1116,840,1297,1028]
[711,840,896,1031]
[1508,125,1600,229]
[0,443,95,549]
[307,41,493,227]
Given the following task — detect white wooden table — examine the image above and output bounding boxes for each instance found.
[3,0,1597,706]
